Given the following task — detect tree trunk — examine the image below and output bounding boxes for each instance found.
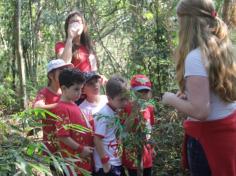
[222,0,236,29]
[15,0,27,109]
[32,0,43,84]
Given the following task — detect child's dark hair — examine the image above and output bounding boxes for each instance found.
[106,75,129,99]
[59,68,85,87]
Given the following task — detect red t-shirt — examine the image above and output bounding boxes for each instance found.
[122,103,155,169]
[33,87,61,153]
[54,101,94,175]
[55,42,92,72]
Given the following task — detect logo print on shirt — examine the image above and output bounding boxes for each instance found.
[108,140,119,157]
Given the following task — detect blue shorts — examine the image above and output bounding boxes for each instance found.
[187,136,211,176]
[93,165,126,176]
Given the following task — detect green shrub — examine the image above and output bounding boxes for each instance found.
[153,105,189,176]
[0,77,18,114]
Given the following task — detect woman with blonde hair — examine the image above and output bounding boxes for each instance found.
[162,0,236,175]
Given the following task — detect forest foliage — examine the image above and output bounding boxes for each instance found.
[0,0,235,175]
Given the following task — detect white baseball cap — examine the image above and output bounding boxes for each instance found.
[47,59,74,73]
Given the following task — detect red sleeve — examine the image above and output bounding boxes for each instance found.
[89,114,95,131]
[33,89,46,108]
[148,105,155,126]
[142,105,155,126]
[120,102,133,125]
[54,108,71,137]
[55,42,65,54]
[124,102,132,115]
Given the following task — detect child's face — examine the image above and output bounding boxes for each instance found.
[62,83,84,102]
[48,67,68,86]
[108,93,129,110]
[136,89,152,100]
[48,70,60,85]
[83,78,100,97]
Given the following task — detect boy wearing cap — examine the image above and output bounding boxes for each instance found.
[33,58,73,153]
[79,71,108,117]
[122,74,156,176]
[53,68,94,175]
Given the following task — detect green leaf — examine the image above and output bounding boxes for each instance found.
[60,161,71,176]
[143,11,154,20]
[63,124,92,133]
[28,163,52,175]
[26,144,36,156]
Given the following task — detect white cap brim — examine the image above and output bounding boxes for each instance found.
[47,63,74,73]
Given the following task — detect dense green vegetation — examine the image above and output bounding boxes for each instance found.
[0,0,235,175]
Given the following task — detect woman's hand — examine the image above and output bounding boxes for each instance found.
[162,92,177,105]
[99,75,108,85]
[68,22,80,39]
[176,91,187,100]
[162,91,187,105]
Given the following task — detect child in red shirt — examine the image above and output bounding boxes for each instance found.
[53,68,94,175]
[33,59,73,153]
[122,74,156,176]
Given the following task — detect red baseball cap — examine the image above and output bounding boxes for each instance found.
[130,74,152,91]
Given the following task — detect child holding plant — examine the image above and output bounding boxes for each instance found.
[122,74,156,176]
[93,75,129,176]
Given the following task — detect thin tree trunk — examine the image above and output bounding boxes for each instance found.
[11,48,17,91]
[222,0,236,29]
[32,0,43,84]
[15,0,27,109]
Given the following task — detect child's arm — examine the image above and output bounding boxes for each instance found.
[58,137,93,158]
[55,107,93,158]
[33,91,58,110]
[34,99,58,110]
[94,115,111,173]
[94,136,111,173]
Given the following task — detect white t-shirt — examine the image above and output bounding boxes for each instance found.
[93,104,121,170]
[184,48,236,120]
[79,95,108,116]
